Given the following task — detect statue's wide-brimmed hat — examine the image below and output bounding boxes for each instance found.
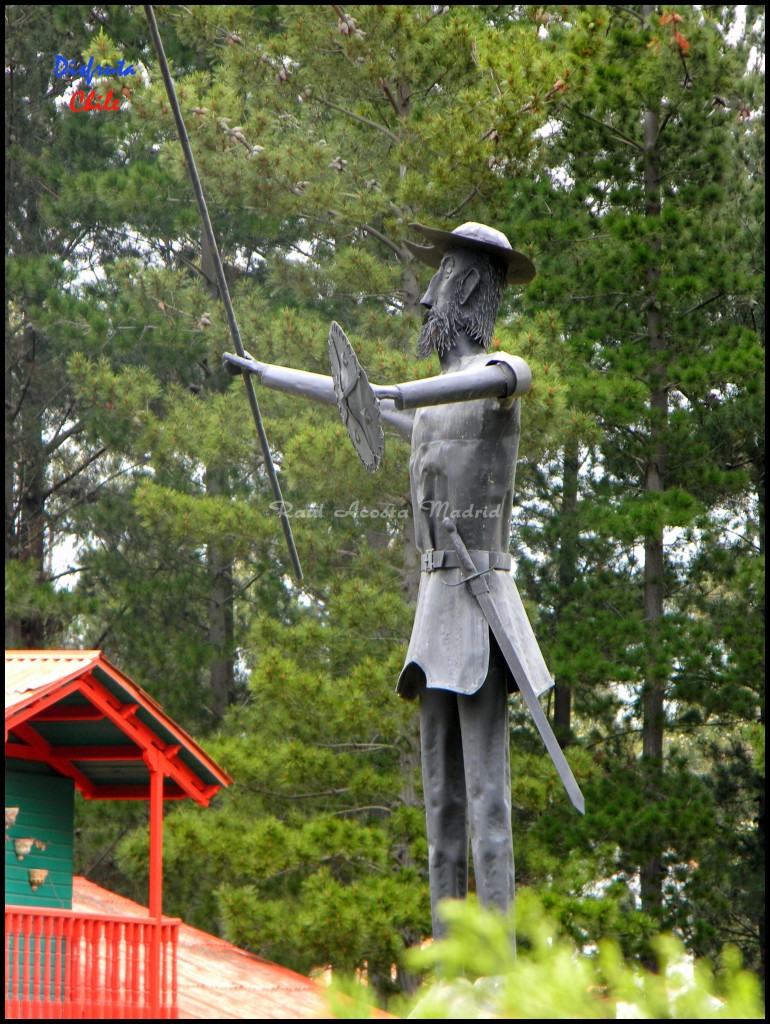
[405,221,536,285]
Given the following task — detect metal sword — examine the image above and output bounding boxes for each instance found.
[442,518,585,814]
[144,5,302,582]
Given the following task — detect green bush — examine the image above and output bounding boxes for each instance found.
[326,891,764,1019]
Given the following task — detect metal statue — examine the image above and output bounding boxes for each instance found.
[224,221,584,938]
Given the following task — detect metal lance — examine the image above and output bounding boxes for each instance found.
[144,5,303,582]
[443,518,585,814]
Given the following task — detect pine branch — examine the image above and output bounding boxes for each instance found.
[317,742,396,751]
[32,384,71,422]
[233,568,270,597]
[379,78,401,117]
[44,418,82,456]
[362,222,406,258]
[675,292,725,319]
[45,457,151,532]
[655,108,674,144]
[255,853,387,885]
[41,447,108,502]
[611,6,648,26]
[91,604,129,650]
[90,562,192,649]
[585,727,643,749]
[315,96,399,144]
[47,565,87,584]
[61,229,90,261]
[333,805,393,817]
[7,370,33,423]
[444,187,480,220]
[565,103,644,153]
[245,785,351,799]
[379,78,411,118]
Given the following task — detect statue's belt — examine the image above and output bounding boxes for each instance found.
[420,549,512,573]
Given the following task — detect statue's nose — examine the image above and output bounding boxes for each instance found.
[420,273,439,309]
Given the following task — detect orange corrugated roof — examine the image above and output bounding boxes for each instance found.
[5,650,105,709]
[72,878,394,1019]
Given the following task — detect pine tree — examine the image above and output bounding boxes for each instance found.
[502,3,764,969]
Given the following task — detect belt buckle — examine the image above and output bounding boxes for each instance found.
[424,548,435,572]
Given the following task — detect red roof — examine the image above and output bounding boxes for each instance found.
[5,650,231,805]
[72,877,393,1019]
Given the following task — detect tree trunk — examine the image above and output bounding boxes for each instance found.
[640,12,668,920]
[206,464,235,720]
[554,441,579,744]
[6,327,49,648]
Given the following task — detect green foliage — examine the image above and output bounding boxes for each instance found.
[125,664,422,984]
[5,560,80,641]
[503,1,765,969]
[114,530,429,988]
[397,895,764,1019]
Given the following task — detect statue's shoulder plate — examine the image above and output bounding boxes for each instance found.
[483,351,532,397]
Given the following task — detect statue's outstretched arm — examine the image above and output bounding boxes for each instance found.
[224,327,531,472]
[224,351,337,406]
[375,352,531,411]
[222,351,416,441]
[223,349,529,414]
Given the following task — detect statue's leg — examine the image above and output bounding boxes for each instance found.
[458,638,515,918]
[419,684,469,939]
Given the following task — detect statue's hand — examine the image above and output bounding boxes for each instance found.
[223,350,256,375]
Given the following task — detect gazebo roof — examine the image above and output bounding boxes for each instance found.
[5,650,231,805]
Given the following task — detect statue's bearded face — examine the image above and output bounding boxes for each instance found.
[416,248,506,359]
[417,303,460,359]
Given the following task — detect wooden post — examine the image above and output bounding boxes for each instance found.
[145,748,164,1015]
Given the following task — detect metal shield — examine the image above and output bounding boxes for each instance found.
[328,321,384,472]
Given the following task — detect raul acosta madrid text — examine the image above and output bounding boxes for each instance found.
[54,54,136,112]
[269,500,503,521]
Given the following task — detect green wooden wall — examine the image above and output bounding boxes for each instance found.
[5,766,74,909]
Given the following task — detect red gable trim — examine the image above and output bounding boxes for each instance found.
[5,650,231,805]
[8,720,98,797]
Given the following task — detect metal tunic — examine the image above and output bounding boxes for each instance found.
[397,351,554,700]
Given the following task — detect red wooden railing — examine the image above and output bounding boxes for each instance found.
[5,906,179,1019]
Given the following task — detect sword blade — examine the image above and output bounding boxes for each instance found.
[443,520,585,814]
[476,588,584,814]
